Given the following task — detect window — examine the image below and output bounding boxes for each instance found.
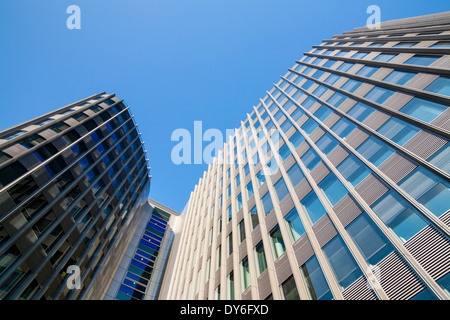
[371,190,428,243]
[285,208,305,242]
[341,79,362,93]
[322,235,363,290]
[327,93,347,108]
[428,143,450,174]
[244,163,250,176]
[241,257,250,291]
[227,271,234,300]
[300,256,333,300]
[274,178,289,201]
[250,205,259,229]
[246,181,254,200]
[314,106,333,122]
[399,98,446,123]
[383,70,415,85]
[261,192,274,215]
[373,53,396,62]
[280,275,300,300]
[337,154,370,186]
[316,133,338,155]
[302,118,319,134]
[302,80,314,90]
[404,55,441,66]
[289,131,305,148]
[431,41,450,48]
[239,219,246,242]
[287,163,304,187]
[331,118,356,139]
[364,86,394,104]
[393,42,417,47]
[324,73,340,85]
[255,241,268,275]
[216,245,222,270]
[236,193,242,211]
[376,117,419,146]
[228,232,233,255]
[398,166,450,217]
[318,173,348,206]
[0,161,27,186]
[301,148,321,171]
[356,65,378,78]
[227,205,232,221]
[346,212,395,265]
[278,143,291,161]
[301,191,327,224]
[20,134,45,149]
[270,225,286,259]
[424,77,450,97]
[256,169,266,186]
[356,136,394,166]
[347,102,375,122]
[337,62,353,72]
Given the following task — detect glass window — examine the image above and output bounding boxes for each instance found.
[302,118,319,134]
[318,173,348,206]
[393,42,417,47]
[314,105,333,122]
[255,241,268,275]
[399,98,446,123]
[356,136,395,166]
[289,131,305,148]
[246,181,254,200]
[313,85,327,97]
[373,53,396,62]
[287,163,305,187]
[227,271,234,300]
[239,219,246,242]
[337,62,353,72]
[324,73,340,85]
[322,235,363,290]
[302,191,327,224]
[337,154,370,186]
[430,41,450,48]
[256,169,266,186]
[347,102,375,122]
[285,208,305,242]
[427,143,450,174]
[250,205,259,229]
[371,190,428,243]
[274,178,289,201]
[346,213,394,265]
[302,80,314,90]
[424,77,450,97]
[262,192,274,215]
[383,70,415,85]
[269,225,286,259]
[241,257,250,291]
[301,148,321,171]
[364,86,394,104]
[300,256,333,300]
[323,60,335,68]
[290,108,304,122]
[236,193,243,211]
[398,166,450,217]
[331,118,356,139]
[341,79,362,93]
[356,65,378,78]
[404,55,441,66]
[278,143,291,161]
[316,133,338,155]
[281,275,300,300]
[216,245,222,270]
[381,115,421,145]
[327,92,347,108]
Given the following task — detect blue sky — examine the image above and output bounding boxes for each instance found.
[0,0,449,213]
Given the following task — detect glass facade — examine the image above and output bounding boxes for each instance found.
[165,12,450,301]
[0,93,151,299]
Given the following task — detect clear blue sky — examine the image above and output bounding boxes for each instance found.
[0,0,449,213]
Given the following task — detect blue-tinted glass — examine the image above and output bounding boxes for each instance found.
[302,80,314,90]
[346,213,394,265]
[331,118,356,139]
[246,181,254,200]
[427,143,450,174]
[431,41,450,48]
[302,191,327,224]
[274,178,289,201]
[287,163,305,187]
[327,93,347,107]
[289,131,305,148]
[410,287,438,300]
[335,51,349,57]
[371,190,428,243]
[364,87,394,104]
[323,60,335,68]
[373,53,396,62]
[436,272,450,295]
[256,170,266,186]
[290,108,304,122]
[314,106,333,122]
[302,97,317,109]
[383,70,416,85]
[393,42,417,47]
[399,98,446,123]
[404,55,441,66]
[341,79,362,93]
[312,85,327,97]
[337,62,353,72]
[312,70,325,79]
[322,235,363,289]
[280,118,293,133]
[351,52,368,59]
[377,117,420,146]
[356,136,395,166]
[262,192,274,215]
[424,77,450,97]
[278,143,291,161]
[356,66,378,78]
[285,208,305,241]
[318,173,348,206]
[398,166,450,217]
[301,256,333,300]
[316,133,338,155]
[301,149,321,171]
[302,118,319,134]
[337,154,370,186]
[347,102,375,122]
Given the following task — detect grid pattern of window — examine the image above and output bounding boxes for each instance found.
[0,93,150,299]
[165,12,450,300]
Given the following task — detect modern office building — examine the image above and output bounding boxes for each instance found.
[102,198,180,300]
[163,12,450,300]
[0,92,151,299]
